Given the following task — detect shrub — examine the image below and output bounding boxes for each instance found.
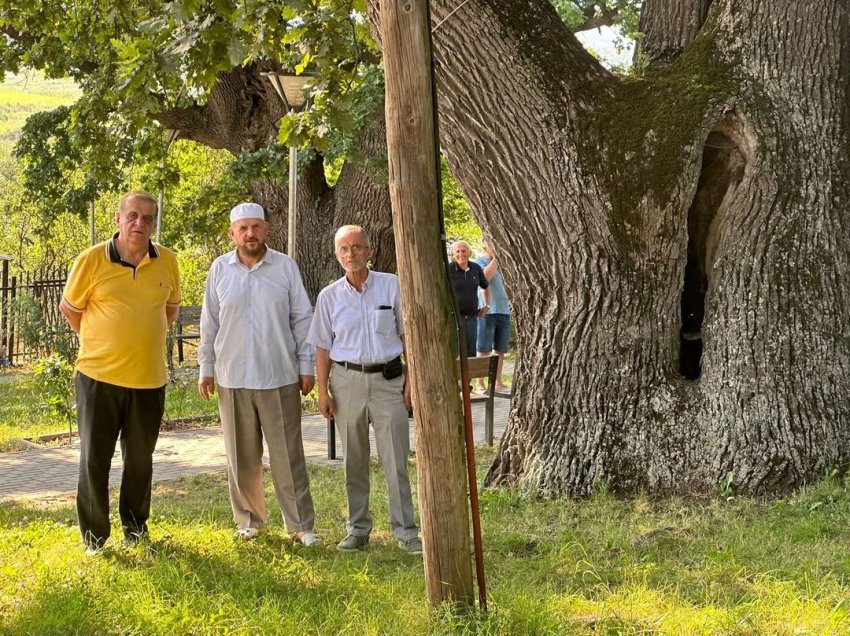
[12,290,76,360]
[32,354,75,438]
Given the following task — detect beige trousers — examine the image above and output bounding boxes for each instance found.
[218,383,315,533]
[330,366,418,541]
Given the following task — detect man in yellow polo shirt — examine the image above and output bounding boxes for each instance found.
[60,191,181,554]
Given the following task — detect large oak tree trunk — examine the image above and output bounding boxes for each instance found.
[371,0,850,496]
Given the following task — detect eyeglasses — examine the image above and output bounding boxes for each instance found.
[336,244,368,256]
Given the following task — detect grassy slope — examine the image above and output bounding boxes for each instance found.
[0,73,79,162]
[1,450,849,634]
[0,72,79,139]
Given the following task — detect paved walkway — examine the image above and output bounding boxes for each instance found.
[0,397,511,502]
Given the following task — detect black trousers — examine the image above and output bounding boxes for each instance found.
[459,314,478,358]
[75,372,164,548]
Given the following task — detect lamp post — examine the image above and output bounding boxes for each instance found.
[156,128,180,244]
[261,72,313,262]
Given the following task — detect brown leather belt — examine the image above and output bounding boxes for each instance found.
[333,357,399,373]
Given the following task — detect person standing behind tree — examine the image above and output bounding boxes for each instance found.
[198,202,319,546]
[475,238,511,393]
[59,191,181,554]
[449,240,490,358]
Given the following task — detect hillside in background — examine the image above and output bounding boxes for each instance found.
[0,72,79,153]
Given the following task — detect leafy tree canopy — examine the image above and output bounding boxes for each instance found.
[0,0,638,234]
[550,0,640,36]
[0,0,381,225]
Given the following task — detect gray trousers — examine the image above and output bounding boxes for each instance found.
[218,383,314,533]
[330,366,418,541]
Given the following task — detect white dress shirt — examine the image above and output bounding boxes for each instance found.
[308,270,404,365]
[199,248,315,389]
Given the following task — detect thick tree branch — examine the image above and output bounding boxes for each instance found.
[150,62,288,155]
[635,0,715,66]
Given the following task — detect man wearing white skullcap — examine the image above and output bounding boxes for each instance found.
[198,202,319,546]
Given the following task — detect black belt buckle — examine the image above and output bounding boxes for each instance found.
[382,356,403,380]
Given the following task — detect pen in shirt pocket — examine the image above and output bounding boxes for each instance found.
[378,305,392,310]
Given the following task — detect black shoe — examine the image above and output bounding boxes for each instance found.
[336,534,369,552]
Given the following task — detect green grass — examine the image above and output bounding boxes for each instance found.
[2,448,850,634]
[162,368,222,422]
[0,72,80,141]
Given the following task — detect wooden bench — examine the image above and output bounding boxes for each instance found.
[458,354,503,447]
[324,354,511,459]
[170,305,202,365]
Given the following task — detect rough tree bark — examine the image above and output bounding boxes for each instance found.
[369,0,850,497]
[154,61,395,300]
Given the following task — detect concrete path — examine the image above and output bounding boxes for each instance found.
[0,397,511,503]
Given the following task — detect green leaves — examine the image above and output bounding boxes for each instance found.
[33,353,76,431]
[3,0,386,237]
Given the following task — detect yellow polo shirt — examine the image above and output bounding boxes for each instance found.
[62,236,181,389]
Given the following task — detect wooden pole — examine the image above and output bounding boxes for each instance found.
[382,0,475,608]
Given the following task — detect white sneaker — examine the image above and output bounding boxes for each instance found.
[236,527,259,541]
[297,531,321,546]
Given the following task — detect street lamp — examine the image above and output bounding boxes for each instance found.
[157,128,180,244]
[262,72,313,261]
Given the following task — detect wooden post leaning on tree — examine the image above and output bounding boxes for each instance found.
[381,0,474,608]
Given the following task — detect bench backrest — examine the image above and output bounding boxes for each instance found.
[455,354,498,385]
[177,305,202,330]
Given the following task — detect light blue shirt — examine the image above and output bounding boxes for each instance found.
[199,248,315,389]
[476,256,510,315]
[308,270,404,365]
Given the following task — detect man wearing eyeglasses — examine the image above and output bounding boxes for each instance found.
[198,203,318,546]
[308,225,422,554]
[60,191,181,554]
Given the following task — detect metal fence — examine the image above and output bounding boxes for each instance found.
[1,258,75,365]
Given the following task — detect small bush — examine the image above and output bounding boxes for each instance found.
[32,354,75,437]
[12,291,76,360]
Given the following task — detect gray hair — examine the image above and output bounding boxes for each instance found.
[119,191,159,216]
[334,225,371,247]
[450,240,471,253]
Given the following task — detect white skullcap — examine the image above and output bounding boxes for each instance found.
[229,202,265,223]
